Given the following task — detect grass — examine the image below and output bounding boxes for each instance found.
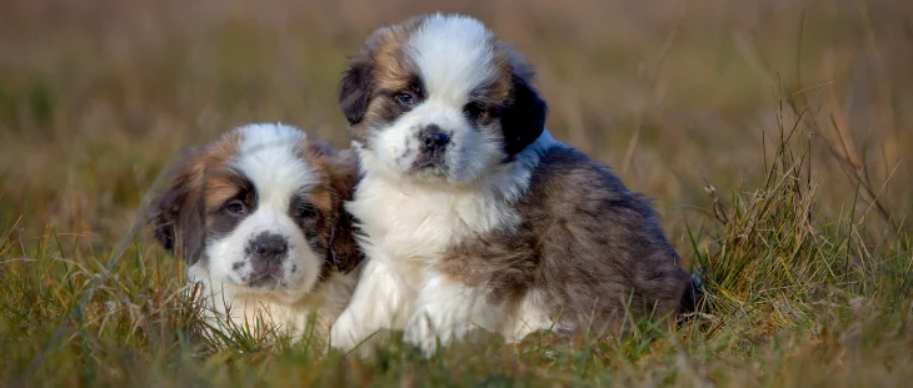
[1,0,911,386]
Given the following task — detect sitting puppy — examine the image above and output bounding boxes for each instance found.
[150,123,362,343]
[330,14,692,354]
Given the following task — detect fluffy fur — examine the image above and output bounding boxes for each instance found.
[149,123,362,342]
[331,13,692,355]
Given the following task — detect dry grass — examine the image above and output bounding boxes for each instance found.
[1,0,911,386]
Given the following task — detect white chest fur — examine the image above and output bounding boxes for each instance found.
[346,175,519,283]
[347,132,553,281]
[330,133,557,353]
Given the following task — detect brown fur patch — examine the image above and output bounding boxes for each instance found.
[203,168,255,238]
[203,169,245,211]
[296,138,363,275]
[486,42,517,103]
[180,131,242,192]
[435,145,690,337]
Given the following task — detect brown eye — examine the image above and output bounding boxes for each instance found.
[395,92,416,107]
[295,203,318,220]
[463,101,488,120]
[225,199,247,215]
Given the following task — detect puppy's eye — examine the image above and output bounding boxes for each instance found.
[395,92,415,107]
[295,204,318,220]
[463,101,488,120]
[225,200,247,215]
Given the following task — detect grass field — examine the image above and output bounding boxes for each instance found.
[1,0,912,386]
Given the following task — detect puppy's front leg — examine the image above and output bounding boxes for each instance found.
[404,274,503,355]
[330,259,413,352]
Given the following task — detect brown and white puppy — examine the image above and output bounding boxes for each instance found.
[150,123,362,342]
[330,14,692,354]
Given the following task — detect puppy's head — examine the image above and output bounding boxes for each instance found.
[339,14,547,185]
[149,124,360,301]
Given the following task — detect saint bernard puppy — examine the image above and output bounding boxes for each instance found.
[330,14,694,354]
[150,124,362,342]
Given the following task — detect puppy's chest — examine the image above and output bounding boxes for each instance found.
[350,179,519,266]
[188,266,356,338]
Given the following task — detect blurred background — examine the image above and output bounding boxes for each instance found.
[1,0,910,250]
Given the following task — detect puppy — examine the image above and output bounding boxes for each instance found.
[150,123,362,342]
[330,14,692,354]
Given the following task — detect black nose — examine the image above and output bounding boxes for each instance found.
[249,232,288,262]
[419,125,451,151]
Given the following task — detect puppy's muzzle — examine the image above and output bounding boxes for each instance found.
[247,232,288,287]
[413,125,451,170]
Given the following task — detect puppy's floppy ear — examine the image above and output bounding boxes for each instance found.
[500,51,548,156]
[302,140,360,205]
[326,154,363,274]
[339,54,373,126]
[148,149,208,265]
[304,141,363,272]
[325,149,360,206]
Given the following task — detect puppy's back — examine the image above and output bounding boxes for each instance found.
[524,144,690,331]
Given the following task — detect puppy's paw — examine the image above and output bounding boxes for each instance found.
[404,309,456,356]
[329,312,361,352]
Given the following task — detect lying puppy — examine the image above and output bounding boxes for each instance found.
[150,123,362,342]
[331,14,692,354]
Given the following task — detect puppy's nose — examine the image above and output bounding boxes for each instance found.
[249,232,288,262]
[419,125,450,151]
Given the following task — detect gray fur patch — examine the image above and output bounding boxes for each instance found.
[435,144,690,337]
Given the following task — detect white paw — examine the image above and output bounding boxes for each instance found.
[403,309,453,356]
[329,312,361,352]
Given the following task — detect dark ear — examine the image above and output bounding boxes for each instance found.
[302,140,360,199]
[325,149,360,205]
[299,140,363,273]
[501,60,548,156]
[324,150,363,273]
[339,55,373,125]
[148,150,207,265]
